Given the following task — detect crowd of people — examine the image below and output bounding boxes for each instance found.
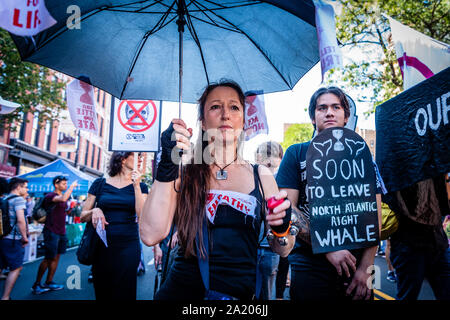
[0,81,449,301]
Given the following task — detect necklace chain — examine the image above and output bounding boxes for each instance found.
[213,156,237,172]
[213,157,237,180]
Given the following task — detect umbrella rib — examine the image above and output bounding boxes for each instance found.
[119,0,178,99]
[193,1,293,89]
[189,0,241,33]
[201,0,262,10]
[185,2,210,84]
[27,1,165,52]
[135,0,170,12]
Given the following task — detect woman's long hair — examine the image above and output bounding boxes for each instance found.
[175,80,245,258]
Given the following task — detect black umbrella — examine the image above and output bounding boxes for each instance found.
[11,0,319,116]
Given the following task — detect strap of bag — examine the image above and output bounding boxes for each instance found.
[161,224,175,284]
[253,164,265,300]
[95,178,106,207]
[5,195,19,242]
[196,217,210,292]
[298,142,309,207]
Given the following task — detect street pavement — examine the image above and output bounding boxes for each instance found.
[0,244,435,300]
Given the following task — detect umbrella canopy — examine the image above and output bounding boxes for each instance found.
[10,0,319,104]
[16,159,95,196]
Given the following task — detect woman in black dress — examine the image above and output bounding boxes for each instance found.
[139,80,295,300]
[81,152,148,300]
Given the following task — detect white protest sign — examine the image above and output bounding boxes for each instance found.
[314,0,343,81]
[109,98,161,152]
[0,0,56,36]
[244,91,269,141]
[66,79,99,135]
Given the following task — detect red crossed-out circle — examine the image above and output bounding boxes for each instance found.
[117,100,157,132]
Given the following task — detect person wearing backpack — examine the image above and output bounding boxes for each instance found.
[0,177,29,300]
[31,176,78,295]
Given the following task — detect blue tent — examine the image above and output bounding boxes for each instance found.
[17,159,95,196]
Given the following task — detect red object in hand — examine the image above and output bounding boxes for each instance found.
[267,196,284,214]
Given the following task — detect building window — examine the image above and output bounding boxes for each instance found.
[85,141,90,165]
[43,121,52,151]
[30,111,40,146]
[102,92,106,109]
[91,145,96,167]
[99,117,104,137]
[97,148,102,170]
[0,116,4,137]
[97,89,101,103]
[18,112,26,140]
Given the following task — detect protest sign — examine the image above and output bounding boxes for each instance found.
[376,67,450,192]
[0,0,56,36]
[109,98,161,152]
[244,91,269,140]
[313,0,343,81]
[307,127,379,254]
[66,79,99,135]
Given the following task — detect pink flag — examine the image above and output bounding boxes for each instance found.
[0,0,57,36]
[66,79,99,135]
[314,0,343,81]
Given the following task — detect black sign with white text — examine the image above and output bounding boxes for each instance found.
[307,127,379,254]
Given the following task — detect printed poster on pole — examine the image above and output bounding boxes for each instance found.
[109,98,161,152]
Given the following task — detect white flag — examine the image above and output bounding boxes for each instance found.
[0,0,57,37]
[66,79,99,135]
[314,0,343,81]
[244,91,269,141]
[388,16,450,90]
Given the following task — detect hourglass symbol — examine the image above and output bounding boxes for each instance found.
[332,129,344,151]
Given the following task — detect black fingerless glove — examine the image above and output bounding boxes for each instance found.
[270,205,292,235]
[155,123,180,182]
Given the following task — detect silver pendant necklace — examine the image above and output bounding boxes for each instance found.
[213,157,237,180]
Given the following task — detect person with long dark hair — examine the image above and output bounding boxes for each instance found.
[140,80,295,300]
[81,151,148,300]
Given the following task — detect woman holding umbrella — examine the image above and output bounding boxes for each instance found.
[140,80,295,300]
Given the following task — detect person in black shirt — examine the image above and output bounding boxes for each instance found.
[276,87,382,300]
[81,152,148,300]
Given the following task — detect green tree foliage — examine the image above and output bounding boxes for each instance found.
[0,28,67,129]
[281,123,314,150]
[331,0,449,113]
